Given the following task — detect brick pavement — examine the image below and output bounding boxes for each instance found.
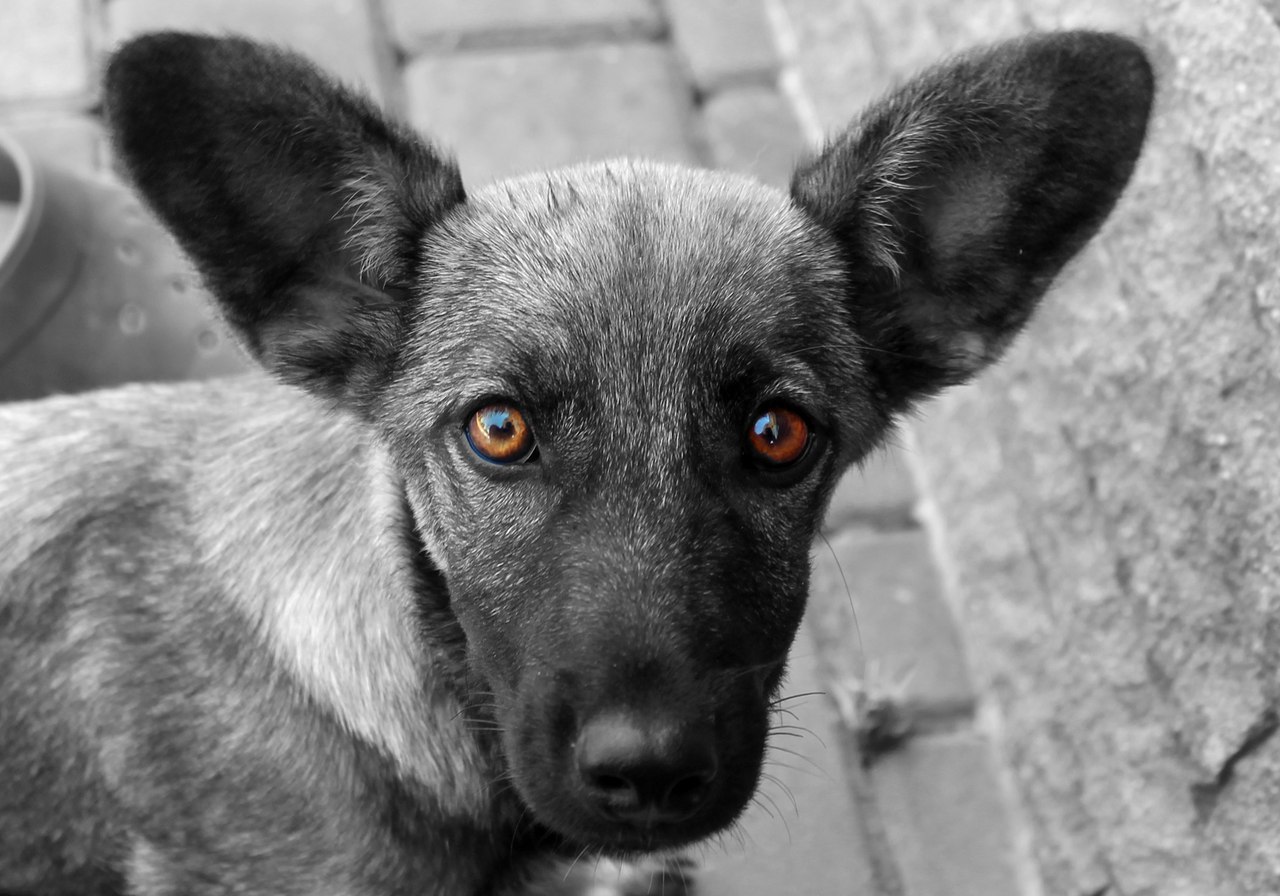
[0,2,1032,893]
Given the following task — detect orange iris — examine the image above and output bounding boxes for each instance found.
[466,403,535,464]
[747,406,810,467]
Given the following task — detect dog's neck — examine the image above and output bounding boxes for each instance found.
[189,386,504,824]
[386,457,471,687]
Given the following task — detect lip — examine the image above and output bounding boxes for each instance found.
[564,814,717,856]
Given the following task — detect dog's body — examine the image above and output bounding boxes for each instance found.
[1,31,1153,895]
[2,379,524,894]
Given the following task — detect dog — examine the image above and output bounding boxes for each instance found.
[0,29,1152,895]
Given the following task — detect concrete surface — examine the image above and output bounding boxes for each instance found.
[0,0,90,106]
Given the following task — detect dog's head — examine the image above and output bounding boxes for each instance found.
[105,32,1152,853]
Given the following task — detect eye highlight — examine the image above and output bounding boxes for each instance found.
[465,403,537,465]
[746,405,812,469]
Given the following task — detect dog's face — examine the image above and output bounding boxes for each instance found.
[377,166,870,848]
[104,31,1152,855]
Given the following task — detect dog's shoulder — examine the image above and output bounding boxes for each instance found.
[0,375,313,566]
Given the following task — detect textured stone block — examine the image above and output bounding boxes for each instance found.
[871,731,1025,896]
[107,0,385,101]
[775,0,1026,128]
[0,0,92,107]
[405,43,699,185]
[809,529,975,716]
[823,445,919,532]
[386,0,664,52]
[1204,729,1280,896]
[701,85,807,188]
[665,0,781,93]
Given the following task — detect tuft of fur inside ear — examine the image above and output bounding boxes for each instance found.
[792,30,1154,413]
[104,32,466,409]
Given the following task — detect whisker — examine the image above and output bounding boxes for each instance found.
[763,758,826,783]
[755,789,793,843]
[766,743,830,775]
[750,792,776,820]
[817,530,865,682]
[758,772,800,816]
[562,843,593,882]
[715,816,754,855]
[769,723,824,747]
[509,804,532,854]
[771,690,827,704]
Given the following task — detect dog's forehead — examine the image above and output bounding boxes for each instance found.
[409,161,854,411]
[435,160,833,314]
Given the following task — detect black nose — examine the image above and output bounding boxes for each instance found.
[575,712,718,824]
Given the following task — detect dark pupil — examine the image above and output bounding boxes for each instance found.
[754,412,782,445]
[480,408,514,440]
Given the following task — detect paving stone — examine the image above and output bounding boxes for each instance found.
[809,528,975,716]
[387,0,664,52]
[772,0,907,128]
[0,0,92,107]
[701,85,807,188]
[404,43,700,186]
[823,444,920,532]
[870,730,1025,896]
[697,615,878,895]
[107,0,385,101]
[665,0,781,94]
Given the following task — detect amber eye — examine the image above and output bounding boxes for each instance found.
[746,406,811,468]
[465,403,537,465]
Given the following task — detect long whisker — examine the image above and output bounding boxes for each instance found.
[765,747,830,779]
[770,723,825,747]
[758,772,800,816]
[817,530,865,683]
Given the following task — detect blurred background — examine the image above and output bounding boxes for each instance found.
[3,1,1279,894]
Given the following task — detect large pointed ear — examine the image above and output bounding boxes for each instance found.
[791,31,1154,413]
[104,33,466,409]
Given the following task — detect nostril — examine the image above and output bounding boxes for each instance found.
[663,766,716,815]
[575,712,718,823]
[587,770,639,802]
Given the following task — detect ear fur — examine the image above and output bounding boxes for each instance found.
[791,31,1154,413]
[104,33,466,408]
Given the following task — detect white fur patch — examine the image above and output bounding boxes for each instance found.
[520,855,694,896]
[193,400,491,819]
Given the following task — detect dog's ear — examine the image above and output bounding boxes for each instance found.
[104,33,465,409]
[791,31,1153,413]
